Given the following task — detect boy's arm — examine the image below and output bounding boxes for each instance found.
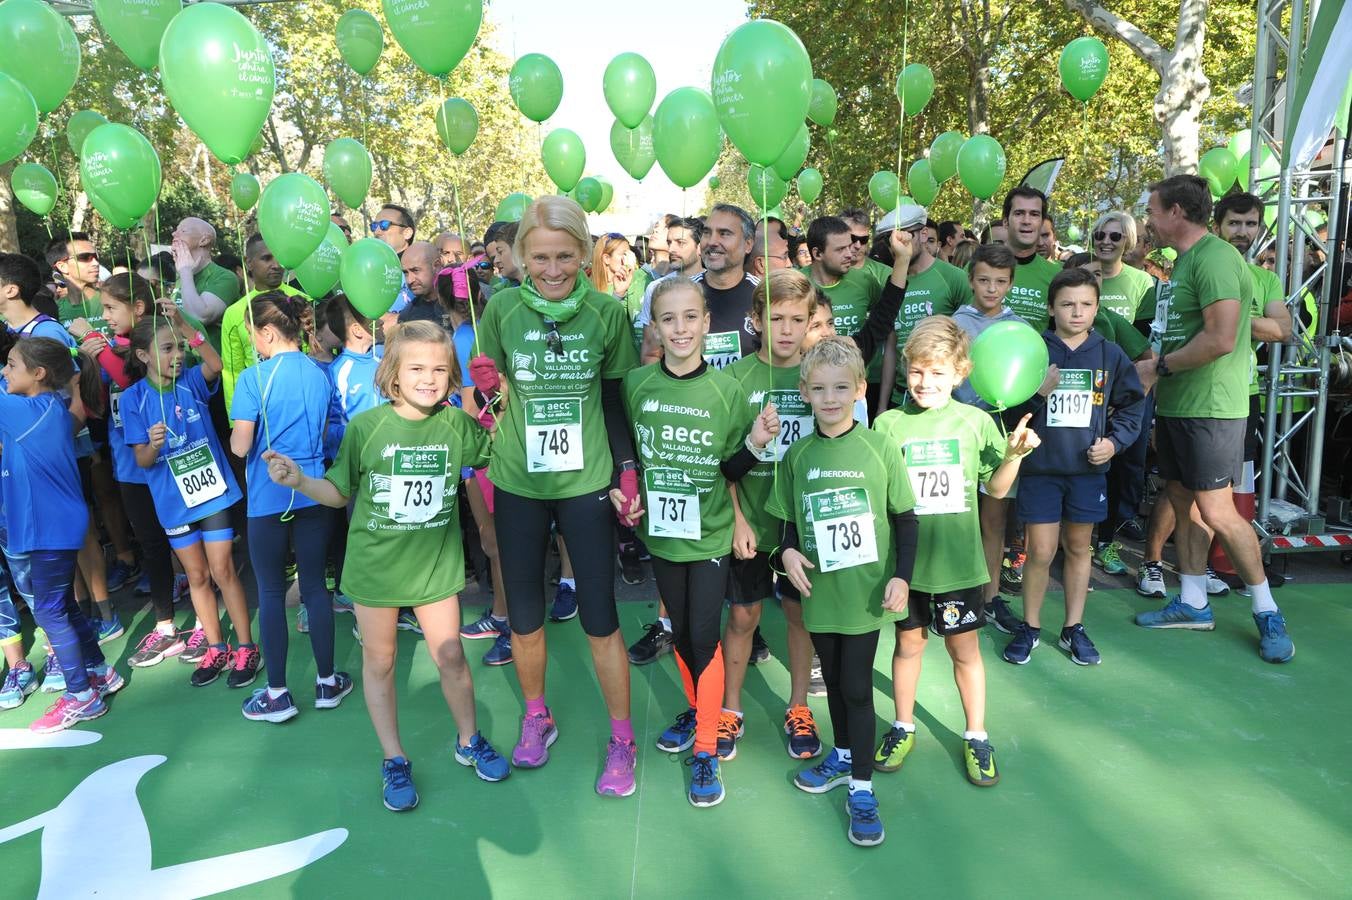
[985,414,1039,498]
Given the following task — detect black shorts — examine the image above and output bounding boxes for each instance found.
[76,455,96,508]
[896,587,985,637]
[728,551,800,606]
[1155,415,1245,491]
[1244,394,1262,463]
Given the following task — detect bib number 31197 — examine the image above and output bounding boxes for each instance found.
[525,398,584,473]
[167,445,227,509]
[1047,368,1093,428]
[645,467,701,540]
[807,487,878,573]
[389,447,447,524]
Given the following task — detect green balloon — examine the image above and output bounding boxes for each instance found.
[66,110,108,156]
[294,222,347,298]
[0,72,38,166]
[708,176,721,189]
[895,63,934,116]
[541,128,585,192]
[92,0,180,71]
[603,52,656,130]
[230,172,260,211]
[1065,224,1083,243]
[382,0,480,78]
[0,0,80,115]
[1226,130,1252,163]
[711,19,813,166]
[772,124,811,181]
[79,123,161,230]
[868,171,901,210]
[796,167,822,205]
[340,238,404,319]
[653,87,722,189]
[956,134,1007,200]
[494,192,532,223]
[1059,36,1109,102]
[610,115,656,180]
[907,158,939,207]
[595,176,614,213]
[808,78,837,127]
[827,127,838,142]
[1237,146,1279,192]
[159,3,274,165]
[747,164,787,210]
[968,320,1048,409]
[575,176,603,213]
[435,98,479,156]
[929,130,964,183]
[1199,147,1239,196]
[11,162,56,216]
[323,138,372,209]
[335,9,382,76]
[510,53,563,123]
[257,173,331,269]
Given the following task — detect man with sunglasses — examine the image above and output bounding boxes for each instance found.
[45,232,106,334]
[839,208,873,269]
[370,203,417,316]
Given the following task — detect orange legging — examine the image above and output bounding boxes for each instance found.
[652,556,728,755]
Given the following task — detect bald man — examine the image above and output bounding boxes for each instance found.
[171,216,241,349]
[394,241,448,329]
[750,217,794,277]
[435,231,465,268]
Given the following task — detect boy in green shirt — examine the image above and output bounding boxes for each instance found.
[872,316,1040,787]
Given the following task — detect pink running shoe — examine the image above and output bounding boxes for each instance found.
[179,627,209,665]
[511,711,558,768]
[87,666,125,698]
[596,737,637,797]
[30,692,108,733]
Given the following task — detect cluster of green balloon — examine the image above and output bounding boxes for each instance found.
[382,0,480,78]
[907,158,938,206]
[711,20,812,167]
[611,115,656,180]
[956,134,1007,200]
[495,192,531,223]
[868,171,901,210]
[928,130,964,182]
[231,172,260,212]
[0,0,81,115]
[323,138,372,208]
[160,3,274,165]
[1237,144,1279,193]
[341,237,403,319]
[797,167,823,205]
[542,128,585,192]
[808,79,837,127]
[510,53,563,122]
[748,165,787,211]
[1058,36,1110,102]
[336,9,383,76]
[295,221,349,298]
[895,63,934,116]
[1199,146,1239,197]
[772,125,810,181]
[92,0,180,71]
[653,87,721,189]
[66,110,108,155]
[79,123,161,230]
[10,162,57,216]
[603,53,656,129]
[969,321,1049,409]
[595,177,614,213]
[0,72,38,166]
[257,173,331,269]
[436,98,479,156]
[574,176,602,213]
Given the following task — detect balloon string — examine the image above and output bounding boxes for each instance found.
[47,133,61,200]
[360,81,370,151]
[895,0,910,206]
[450,159,479,356]
[144,221,178,404]
[1081,101,1090,243]
[137,238,168,432]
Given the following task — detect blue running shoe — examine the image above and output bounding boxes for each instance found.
[455,732,511,782]
[794,750,852,794]
[92,615,125,645]
[106,559,140,593]
[686,752,724,807]
[549,582,577,622]
[40,654,65,693]
[1135,596,1215,630]
[461,610,506,639]
[396,611,423,634]
[242,688,299,723]
[315,672,354,709]
[1059,624,1102,665]
[1002,623,1039,665]
[483,631,513,666]
[382,757,419,811]
[1253,611,1294,663]
[657,707,697,753]
[134,572,151,596]
[0,662,37,709]
[846,789,885,846]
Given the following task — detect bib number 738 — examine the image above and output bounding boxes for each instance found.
[806,487,877,573]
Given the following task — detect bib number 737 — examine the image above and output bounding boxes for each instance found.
[806,487,878,573]
[644,467,701,540]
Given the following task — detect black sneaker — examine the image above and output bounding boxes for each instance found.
[749,627,772,665]
[1116,517,1146,543]
[618,543,644,585]
[987,595,1022,635]
[999,551,1025,592]
[1002,623,1040,665]
[1059,624,1101,665]
[226,645,263,689]
[627,621,673,665]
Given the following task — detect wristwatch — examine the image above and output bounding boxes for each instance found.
[1155,354,1172,377]
[618,461,638,474]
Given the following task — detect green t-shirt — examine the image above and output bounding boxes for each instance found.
[623,363,751,562]
[479,285,638,499]
[1092,307,1149,361]
[1098,265,1154,322]
[55,290,107,335]
[766,424,915,634]
[726,353,808,552]
[802,259,889,381]
[873,400,1006,593]
[1247,262,1283,396]
[1155,233,1253,419]
[1007,254,1061,333]
[174,261,242,352]
[889,257,972,401]
[324,403,489,607]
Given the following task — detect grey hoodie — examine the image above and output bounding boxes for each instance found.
[951,303,1025,409]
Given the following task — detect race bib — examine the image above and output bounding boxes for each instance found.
[167,445,227,509]
[388,447,447,524]
[645,467,701,540]
[767,389,812,461]
[1047,369,1093,428]
[807,487,878,573]
[525,397,583,472]
[905,438,967,515]
[109,392,123,430]
[704,332,742,370]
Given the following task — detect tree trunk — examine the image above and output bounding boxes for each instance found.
[0,162,18,253]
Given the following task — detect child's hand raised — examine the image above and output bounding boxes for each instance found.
[749,401,780,451]
[1037,364,1061,397]
[781,548,814,598]
[263,449,303,487]
[1005,413,1040,460]
[882,577,910,613]
[148,422,167,450]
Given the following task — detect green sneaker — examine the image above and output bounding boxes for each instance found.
[872,726,915,773]
[964,738,999,787]
[1093,541,1127,575]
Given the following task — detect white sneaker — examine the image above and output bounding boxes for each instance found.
[1205,566,1231,596]
[1137,560,1167,597]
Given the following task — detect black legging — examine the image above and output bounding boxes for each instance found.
[118,481,175,622]
[811,629,882,782]
[651,556,727,680]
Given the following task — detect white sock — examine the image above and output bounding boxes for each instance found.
[490,614,507,624]
[559,577,576,590]
[721,706,742,718]
[836,747,852,763]
[1179,573,1209,609]
[893,721,915,733]
[317,674,337,687]
[963,730,989,741]
[849,778,873,794]
[658,616,672,633]
[193,617,204,630]
[1247,580,1278,614]
[156,622,176,636]
[266,686,288,700]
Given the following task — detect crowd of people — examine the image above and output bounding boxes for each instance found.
[0,174,1300,847]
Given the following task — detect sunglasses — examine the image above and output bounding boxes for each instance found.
[74,251,99,263]
[848,234,869,246]
[369,220,409,233]
[1092,230,1124,243]
[542,318,564,356]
